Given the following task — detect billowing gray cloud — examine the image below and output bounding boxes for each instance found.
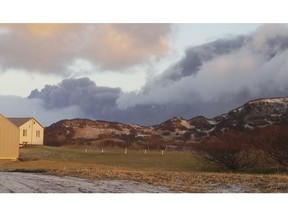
[0,24,171,73]
[28,78,121,119]
[116,24,288,114]
[19,24,288,127]
[27,77,208,125]
[158,35,245,81]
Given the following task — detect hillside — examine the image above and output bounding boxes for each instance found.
[44,96,288,148]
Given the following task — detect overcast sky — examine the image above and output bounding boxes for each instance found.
[3,23,288,126]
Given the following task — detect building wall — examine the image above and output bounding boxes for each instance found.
[0,115,19,160]
[19,119,44,145]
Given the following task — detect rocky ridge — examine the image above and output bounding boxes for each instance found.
[44,97,288,148]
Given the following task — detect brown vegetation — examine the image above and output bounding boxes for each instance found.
[194,124,288,172]
[254,125,288,167]
[0,145,288,192]
[194,131,259,171]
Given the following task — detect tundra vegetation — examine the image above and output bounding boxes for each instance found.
[255,125,288,167]
[194,125,288,173]
[193,131,259,171]
[1,125,288,193]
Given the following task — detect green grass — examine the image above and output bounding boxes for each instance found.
[16,145,211,172]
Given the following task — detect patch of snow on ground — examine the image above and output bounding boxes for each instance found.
[180,120,192,129]
[244,124,254,129]
[0,172,171,193]
[237,107,244,112]
[207,119,217,125]
[265,120,274,125]
[263,98,288,103]
[250,98,288,105]
[206,127,215,133]
[271,114,281,117]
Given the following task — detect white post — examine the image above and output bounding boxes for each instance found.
[144,150,147,155]
[125,149,127,154]
[101,149,104,154]
[85,149,88,153]
[161,150,164,155]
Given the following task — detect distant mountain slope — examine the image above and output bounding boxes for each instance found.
[44,96,288,148]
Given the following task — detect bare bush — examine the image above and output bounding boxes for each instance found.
[194,131,258,171]
[255,125,288,167]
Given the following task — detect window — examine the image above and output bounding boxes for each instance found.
[23,129,27,137]
[36,130,40,138]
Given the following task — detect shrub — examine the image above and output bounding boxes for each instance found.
[194,131,258,171]
[255,125,288,167]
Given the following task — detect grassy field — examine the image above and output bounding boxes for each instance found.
[13,145,212,171]
[1,145,288,192]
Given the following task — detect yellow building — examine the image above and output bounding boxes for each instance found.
[0,114,19,160]
[8,117,44,146]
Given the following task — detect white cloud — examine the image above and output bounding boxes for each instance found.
[117,24,288,110]
[0,68,61,97]
[0,24,172,73]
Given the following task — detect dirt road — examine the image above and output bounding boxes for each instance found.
[0,172,171,193]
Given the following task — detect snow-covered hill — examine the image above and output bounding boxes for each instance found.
[45,96,288,147]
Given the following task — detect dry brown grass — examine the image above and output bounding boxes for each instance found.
[1,145,288,192]
[52,168,288,192]
[2,160,288,192]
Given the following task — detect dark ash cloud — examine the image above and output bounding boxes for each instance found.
[25,24,288,126]
[160,35,245,81]
[28,78,200,125]
[117,24,288,114]
[28,78,121,119]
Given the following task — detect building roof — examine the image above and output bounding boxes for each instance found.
[0,114,19,130]
[7,117,32,127]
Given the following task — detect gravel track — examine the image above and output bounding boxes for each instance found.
[0,172,171,193]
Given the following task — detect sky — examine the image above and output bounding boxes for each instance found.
[0,2,287,128]
[3,23,288,127]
